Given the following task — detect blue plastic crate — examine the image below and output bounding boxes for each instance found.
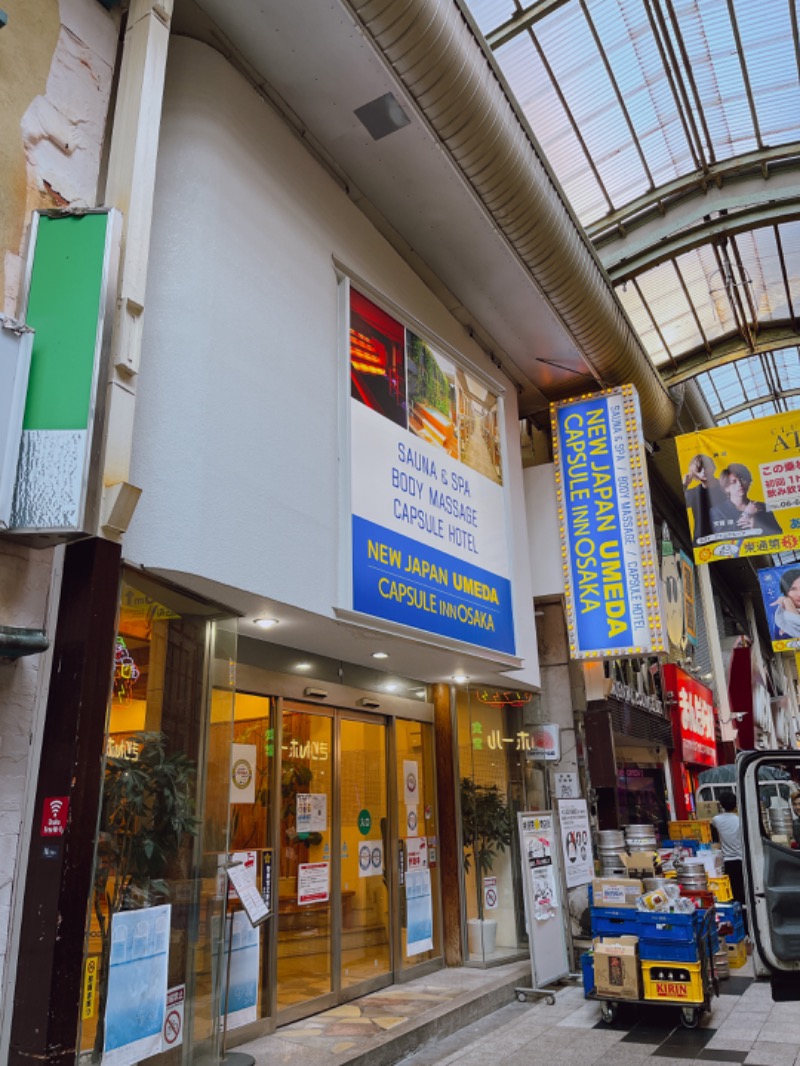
[636,910,699,943]
[581,951,595,998]
[591,906,640,938]
[639,938,700,963]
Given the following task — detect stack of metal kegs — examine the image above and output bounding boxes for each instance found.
[624,823,658,854]
[767,806,794,841]
[676,856,709,893]
[597,829,626,875]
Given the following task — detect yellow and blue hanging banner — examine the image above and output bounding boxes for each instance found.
[551,385,665,660]
[675,410,800,564]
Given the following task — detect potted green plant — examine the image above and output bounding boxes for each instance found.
[460,777,513,955]
[91,732,199,1061]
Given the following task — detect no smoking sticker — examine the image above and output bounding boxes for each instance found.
[162,985,185,1049]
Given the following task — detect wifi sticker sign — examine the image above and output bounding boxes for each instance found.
[40,796,69,837]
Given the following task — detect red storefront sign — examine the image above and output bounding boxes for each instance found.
[663,664,717,768]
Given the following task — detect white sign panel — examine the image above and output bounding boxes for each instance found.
[349,289,515,654]
[229,744,256,804]
[406,836,428,870]
[358,838,384,878]
[161,985,185,1051]
[483,875,499,911]
[558,798,594,888]
[222,912,259,1030]
[517,812,570,991]
[554,771,580,799]
[227,859,269,926]
[403,760,419,806]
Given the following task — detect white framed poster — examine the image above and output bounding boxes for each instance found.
[558,798,593,888]
[103,904,171,1066]
[296,793,327,833]
[403,760,419,806]
[554,771,580,799]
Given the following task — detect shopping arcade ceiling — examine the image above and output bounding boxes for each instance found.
[462,0,800,427]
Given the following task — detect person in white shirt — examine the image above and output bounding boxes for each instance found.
[711,791,747,928]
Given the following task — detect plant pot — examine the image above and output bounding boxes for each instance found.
[467,917,497,957]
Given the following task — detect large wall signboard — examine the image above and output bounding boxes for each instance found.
[757,561,800,652]
[349,288,514,654]
[551,386,665,660]
[662,664,717,768]
[676,411,800,564]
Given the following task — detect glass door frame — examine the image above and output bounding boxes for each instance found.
[227,666,442,1038]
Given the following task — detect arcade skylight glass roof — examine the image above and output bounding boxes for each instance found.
[461,0,800,423]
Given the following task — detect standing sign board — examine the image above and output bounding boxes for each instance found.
[551,385,665,660]
[348,287,515,655]
[517,811,570,993]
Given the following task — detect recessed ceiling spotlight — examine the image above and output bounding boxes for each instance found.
[451,673,469,684]
[372,651,389,659]
[253,617,279,629]
[383,682,399,692]
[295,662,312,671]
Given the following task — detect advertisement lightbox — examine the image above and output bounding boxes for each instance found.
[663,664,717,768]
[348,287,515,654]
[756,561,800,652]
[675,411,800,564]
[551,385,665,660]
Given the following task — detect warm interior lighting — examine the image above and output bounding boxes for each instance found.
[253,617,279,629]
[372,651,389,659]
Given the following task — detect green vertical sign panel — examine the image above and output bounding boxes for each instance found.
[23,213,109,430]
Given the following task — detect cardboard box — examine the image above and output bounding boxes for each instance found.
[695,800,720,820]
[620,851,657,877]
[593,935,643,999]
[592,877,643,908]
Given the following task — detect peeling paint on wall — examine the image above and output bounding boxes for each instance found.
[1,0,118,317]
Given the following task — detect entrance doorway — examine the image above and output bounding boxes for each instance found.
[276,704,392,1019]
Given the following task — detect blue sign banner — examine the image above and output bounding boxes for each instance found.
[552,386,664,659]
[353,515,515,653]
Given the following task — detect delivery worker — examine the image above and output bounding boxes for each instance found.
[711,791,747,930]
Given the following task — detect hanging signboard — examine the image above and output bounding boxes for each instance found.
[662,664,717,768]
[9,210,122,539]
[675,411,800,564]
[551,385,665,660]
[517,811,570,990]
[756,561,800,652]
[681,550,698,646]
[557,799,593,888]
[349,287,515,655]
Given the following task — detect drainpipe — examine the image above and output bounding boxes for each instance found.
[347,0,676,440]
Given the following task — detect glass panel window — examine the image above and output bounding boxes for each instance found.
[79,576,236,1064]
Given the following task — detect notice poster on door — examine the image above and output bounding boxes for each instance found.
[406,868,433,956]
[296,793,327,833]
[358,839,384,878]
[229,743,257,804]
[403,760,419,806]
[221,911,259,1030]
[521,815,557,921]
[227,851,257,902]
[558,798,593,888]
[103,904,171,1066]
[406,835,428,870]
[298,861,329,905]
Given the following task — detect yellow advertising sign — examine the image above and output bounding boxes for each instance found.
[675,410,800,564]
[82,955,99,1019]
